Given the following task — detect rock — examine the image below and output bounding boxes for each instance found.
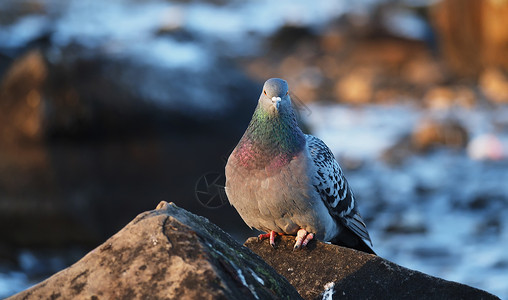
[411,118,468,152]
[380,133,413,165]
[244,18,462,106]
[5,203,501,299]
[0,50,46,144]
[422,85,476,110]
[383,217,428,235]
[402,57,446,87]
[334,68,374,104]
[9,202,302,300]
[422,86,456,110]
[267,25,317,55]
[320,29,346,53]
[479,68,508,104]
[245,236,500,300]
[455,86,477,109]
[382,117,469,164]
[0,0,47,32]
[0,51,83,247]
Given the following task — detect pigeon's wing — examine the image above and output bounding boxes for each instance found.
[305,135,374,251]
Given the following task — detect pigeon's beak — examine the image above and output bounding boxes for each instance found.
[271,97,281,110]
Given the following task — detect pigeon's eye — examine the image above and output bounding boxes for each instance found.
[263,90,267,95]
[286,91,289,95]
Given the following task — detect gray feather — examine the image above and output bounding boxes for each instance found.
[306,134,374,248]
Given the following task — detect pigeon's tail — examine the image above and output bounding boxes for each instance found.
[352,239,376,255]
[330,228,377,255]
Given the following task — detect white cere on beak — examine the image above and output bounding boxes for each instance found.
[271,96,281,110]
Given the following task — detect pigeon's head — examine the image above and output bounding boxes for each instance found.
[259,78,291,114]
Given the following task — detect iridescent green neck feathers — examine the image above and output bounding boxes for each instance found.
[235,99,306,170]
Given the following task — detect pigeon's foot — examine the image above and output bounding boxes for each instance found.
[293,229,314,250]
[258,231,280,248]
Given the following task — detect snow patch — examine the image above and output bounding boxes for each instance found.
[0,15,50,48]
[248,268,265,285]
[322,281,335,300]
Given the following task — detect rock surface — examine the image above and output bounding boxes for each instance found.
[9,202,302,300]
[245,236,500,300]
[7,202,501,300]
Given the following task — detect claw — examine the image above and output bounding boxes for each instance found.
[293,229,307,250]
[258,231,278,248]
[269,231,277,248]
[302,233,314,247]
[293,229,314,250]
[258,232,270,241]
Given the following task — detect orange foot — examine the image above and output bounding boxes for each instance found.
[293,229,314,250]
[258,231,282,248]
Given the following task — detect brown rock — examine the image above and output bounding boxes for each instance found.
[411,118,468,152]
[373,88,408,104]
[320,30,345,53]
[245,236,500,300]
[420,85,476,110]
[9,202,302,300]
[422,86,456,110]
[0,50,47,144]
[479,68,508,104]
[380,133,413,165]
[402,57,445,87]
[334,68,374,104]
[455,86,477,109]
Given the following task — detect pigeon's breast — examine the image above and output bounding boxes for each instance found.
[226,148,338,240]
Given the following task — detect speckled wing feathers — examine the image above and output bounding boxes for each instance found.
[306,134,373,248]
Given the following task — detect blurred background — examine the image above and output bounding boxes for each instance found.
[1,0,508,298]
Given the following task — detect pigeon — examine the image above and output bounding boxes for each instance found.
[225,78,375,254]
